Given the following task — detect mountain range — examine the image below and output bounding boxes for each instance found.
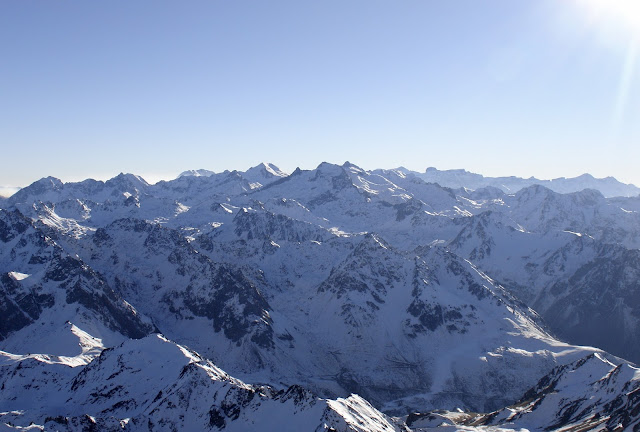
[1,162,640,431]
[414,167,640,198]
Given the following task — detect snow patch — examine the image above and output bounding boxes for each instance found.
[8,272,30,281]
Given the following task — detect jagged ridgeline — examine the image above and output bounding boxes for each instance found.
[1,162,640,431]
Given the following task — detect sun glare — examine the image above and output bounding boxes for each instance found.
[572,1,639,134]
[579,0,640,34]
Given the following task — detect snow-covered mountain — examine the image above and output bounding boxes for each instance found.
[0,334,405,431]
[410,166,640,197]
[448,206,640,364]
[409,353,640,431]
[0,209,155,354]
[2,161,639,430]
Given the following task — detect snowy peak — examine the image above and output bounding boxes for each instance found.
[342,161,366,173]
[6,173,149,209]
[250,162,366,214]
[567,187,606,206]
[514,183,557,201]
[176,164,288,190]
[415,167,640,197]
[6,176,64,205]
[28,176,64,192]
[104,172,149,192]
[304,162,356,194]
[243,162,288,181]
[178,168,216,178]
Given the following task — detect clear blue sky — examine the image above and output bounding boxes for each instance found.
[1,0,639,188]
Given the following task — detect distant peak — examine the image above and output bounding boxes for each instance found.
[576,173,595,179]
[342,161,365,173]
[109,173,149,186]
[517,183,554,196]
[37,176,63,185]
[178,169,216,178]
[316,162,343,172]
[246,162,288,178]
[28,176,64,190]
[571,188,605,201]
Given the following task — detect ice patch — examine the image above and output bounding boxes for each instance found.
[220,203,235,214]
[372,236,387,249]
[329,227,350,237]
[174,202,190,215]
[8,272,30,281]
[563,230,583,237]
[453,206,473,217]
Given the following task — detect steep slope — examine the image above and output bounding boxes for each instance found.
[71,217,276,370]
[448,210,584,303]
[410,353,640,431]
[0,334,405,432]
[198,218,600,413]
[539,245,640,364]
[449,209,640,364]
[0,209,155,354]
[482,353,640,431]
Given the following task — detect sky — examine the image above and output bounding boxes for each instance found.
[1,0,639,192]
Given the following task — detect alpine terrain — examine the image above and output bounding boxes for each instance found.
[1,162,640,431]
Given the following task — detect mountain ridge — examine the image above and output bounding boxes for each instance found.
[410,166,640,197]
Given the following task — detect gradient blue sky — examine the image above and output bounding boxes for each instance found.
[1,0,639,189]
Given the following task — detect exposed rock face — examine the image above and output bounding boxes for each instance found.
[0,209,155,344]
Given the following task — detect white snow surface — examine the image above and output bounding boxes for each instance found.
[0,334,403,432]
